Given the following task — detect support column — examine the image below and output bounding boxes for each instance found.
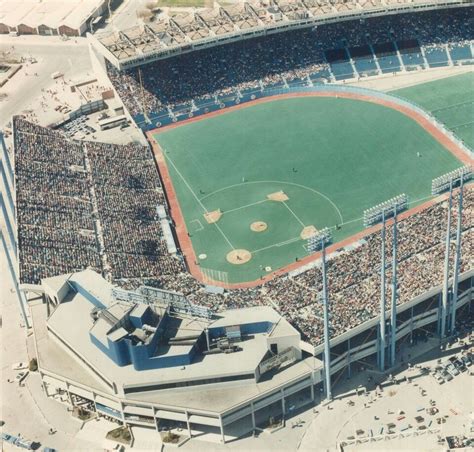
[437,292,443,336]
[1,230,30,328]
[281,388,286,417]
[251,403,256,431]
[65,381,73,406]
[185,411,192,438]
[40,372,49,397]
[450,178,464,334]
[347,337,352,378]
[219,415,225,444]
[441,181,453,338]
[321,241,332,401]
[390,208,398,368]
[379,210,387,371]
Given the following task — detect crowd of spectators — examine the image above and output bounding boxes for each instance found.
[107,7,473,118]
[14,117,184,285]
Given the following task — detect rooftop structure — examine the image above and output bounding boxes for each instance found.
[0,0,106,36]
[90,0,472,70]
[39,269,306,398]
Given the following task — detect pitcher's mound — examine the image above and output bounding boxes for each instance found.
[267,190,289,202]
[226,249,252,265]
[204,209,222,224]
[300,225,318,240]
[250,221,267,232]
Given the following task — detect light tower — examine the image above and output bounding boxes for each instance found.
[389,204,398,368]
[307,227,333,401]
[450,176,465,334]
[363,194,408,371]
[432,166,472,338]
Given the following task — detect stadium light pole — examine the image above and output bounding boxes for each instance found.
[321,238,332,401]
[449,176,465,335]
[379,209,387,371]
[440,179,453,340]
[389,205,398,368]
[431,166,471,339]
[306,228,332,401]
[363,194,408,372]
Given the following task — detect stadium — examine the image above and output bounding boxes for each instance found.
[1,0,474,447]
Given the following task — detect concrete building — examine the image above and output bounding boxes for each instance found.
[0,0,107,36]
[30,269,323,442]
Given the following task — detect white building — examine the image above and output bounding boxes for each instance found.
[0,0,107,36]
[30,269,323,442]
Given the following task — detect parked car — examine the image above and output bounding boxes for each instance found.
[461,355,471,367]
[11,362,28,370]
[1,433,16,444]
[15,437,34,450]
[453,358,466,372]
[441,370,453,382]
[446,363,459,377]
[14,371,29,384]
[433,372,444,384]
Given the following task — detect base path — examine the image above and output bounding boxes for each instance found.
[147,90,473,289]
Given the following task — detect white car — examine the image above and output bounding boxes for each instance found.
[11,362,28,371]
[15,371,29,384]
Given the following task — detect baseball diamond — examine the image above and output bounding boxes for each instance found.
[150,91,467,284]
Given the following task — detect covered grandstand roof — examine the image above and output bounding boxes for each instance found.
[92,0,472,69]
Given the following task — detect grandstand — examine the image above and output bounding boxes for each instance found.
[91,0,471,70]
[92,5,473,130]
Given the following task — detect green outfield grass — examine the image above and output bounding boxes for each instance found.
[153,96,463,283]
[392,72,474,149]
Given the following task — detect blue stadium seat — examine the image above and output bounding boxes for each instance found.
[424,46,450,68]
[330,62,355,80]
[353,57,379,76]
[377,55,401,73]
[449,44,473,64]
[400,52,425,69]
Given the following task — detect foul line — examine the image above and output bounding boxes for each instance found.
[431,99,474,113]
[283,201,306,227]
[223,199,269,215]
[252,236,301,254]
[163,151,235,250]
[451,120,474,130]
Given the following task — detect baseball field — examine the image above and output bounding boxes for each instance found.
[392,71,474,148]
[151,89,468,285]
